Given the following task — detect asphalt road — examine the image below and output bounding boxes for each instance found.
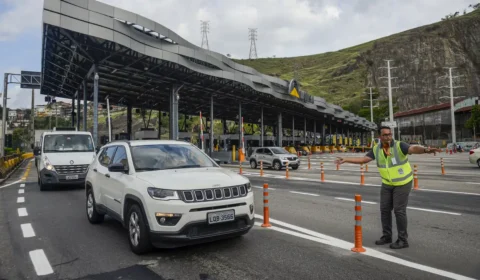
[0,157,478,280]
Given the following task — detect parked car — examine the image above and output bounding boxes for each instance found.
[469,148,480,168]
[249,147,300,170]
[86,140,254,254]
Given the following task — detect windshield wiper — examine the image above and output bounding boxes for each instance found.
[164,165,201,170]
[135,167,162,171]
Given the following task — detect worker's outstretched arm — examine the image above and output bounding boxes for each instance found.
[335,156,373,165]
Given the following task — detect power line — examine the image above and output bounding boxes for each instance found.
[200,20,210,50]
[248,28,258,59]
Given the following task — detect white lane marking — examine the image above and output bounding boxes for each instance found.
[418,189,480,196]
[253,185,276,190]
[21,223,35,238]
[17,197,25,203]
[18,208,28,217]
[334,197,461,215]
[0,180,22,189]
[20,183,25,188]
[18,189,24,194]
[290,191,319,197]
[29,250,54,276]
[254,216,475,280]
[407,207,461,216]
[334,197,377,204]
[465,182,480,185]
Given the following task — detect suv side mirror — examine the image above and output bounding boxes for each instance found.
[108,163,128,173]
[95,146,100,154]
[33,147,41,156]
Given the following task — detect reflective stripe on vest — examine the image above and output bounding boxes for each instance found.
[373,140,413,186]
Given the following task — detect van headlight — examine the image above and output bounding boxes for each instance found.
[44,157,56,172]
[147,187,179,200]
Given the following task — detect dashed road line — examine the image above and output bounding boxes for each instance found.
[17,197,25,203]
[21,223,36,238]
[290,191,319,197]
[29,250,54,276]
[253,185,276,190]
[20,183,25,188]
[18,208,28,217]
[465,182,480,185]
[418,189,480,196]
[19,189,25,194]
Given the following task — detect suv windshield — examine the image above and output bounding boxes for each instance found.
[131,144,216,171]
[270,147,288,154]
[43,134,94,153]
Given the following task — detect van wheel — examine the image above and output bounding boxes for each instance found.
[39,176,48,191]
[250,160,257,169]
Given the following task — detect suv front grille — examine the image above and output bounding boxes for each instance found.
[181,185,248,203]
[54,164,89,175]
[287,157,297,161]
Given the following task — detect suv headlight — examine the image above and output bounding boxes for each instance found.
[245,182,252,192]
[44,157,55,172]
[147,187,179,200]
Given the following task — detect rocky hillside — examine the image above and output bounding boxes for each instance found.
[235,8,480,114]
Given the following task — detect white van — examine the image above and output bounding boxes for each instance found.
[34,128,96,191]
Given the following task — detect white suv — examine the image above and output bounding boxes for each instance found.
[85,140,254,254]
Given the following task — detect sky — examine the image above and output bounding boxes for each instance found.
[0,0,474,109]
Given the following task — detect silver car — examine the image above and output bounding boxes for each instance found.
[248,147,300,170]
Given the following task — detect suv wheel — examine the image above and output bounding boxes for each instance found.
[86,188,104,224]
[292,166,299,170]
[273,160,282,171]
[250,160,257,169]
[127,204,152,254]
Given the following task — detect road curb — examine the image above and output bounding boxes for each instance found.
[0,158,29,186]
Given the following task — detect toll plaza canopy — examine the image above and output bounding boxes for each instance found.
[40,0,376,141]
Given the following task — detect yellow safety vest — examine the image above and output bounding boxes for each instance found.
[373,141,413,186]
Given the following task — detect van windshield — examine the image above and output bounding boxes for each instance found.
[43,134,94,153]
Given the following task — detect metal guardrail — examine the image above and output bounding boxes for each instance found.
[0,153,34,179]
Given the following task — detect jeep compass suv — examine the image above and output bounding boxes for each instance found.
[85,140,254,254]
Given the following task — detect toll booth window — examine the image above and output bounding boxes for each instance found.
[131,144,216,171]
[43,134,94,153]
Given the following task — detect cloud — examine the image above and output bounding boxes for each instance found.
[0,0,43,41]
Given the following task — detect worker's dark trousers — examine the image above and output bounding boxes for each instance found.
[380,180,413,242]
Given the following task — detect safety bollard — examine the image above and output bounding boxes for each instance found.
[360,164,365,185]
[441,158,445,175]
[336,163,339,171]
[239,161,243,175]
[261,183,272,228]
[321,162,325,182]
[285,162,289,179]
[414,165,419,190]
[365,164,368,172]
[260,161,264,177]
[351,194,366,253]
[308,156,311,170]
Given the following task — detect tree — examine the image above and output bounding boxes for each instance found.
[465,104,480,141]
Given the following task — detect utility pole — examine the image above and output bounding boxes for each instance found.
[248,28,258,59]
[363,87,378,145]
[439,67,464,144]
[379,60,399,138]
[31,89,35,148]
[200,20,210,50]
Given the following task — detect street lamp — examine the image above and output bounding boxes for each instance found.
[439,95,465,144]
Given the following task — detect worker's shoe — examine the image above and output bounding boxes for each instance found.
[390,240,409,249]
[375,236,392,245]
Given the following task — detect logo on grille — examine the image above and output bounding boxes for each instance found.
[70,160,74,165]
[212,184,220,188]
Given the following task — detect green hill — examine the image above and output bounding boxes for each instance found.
[234,7,480,117]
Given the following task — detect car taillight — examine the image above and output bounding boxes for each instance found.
[470,150,474,155]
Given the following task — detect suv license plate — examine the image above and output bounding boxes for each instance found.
[66,175,78,180]
[207,210,235,224]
